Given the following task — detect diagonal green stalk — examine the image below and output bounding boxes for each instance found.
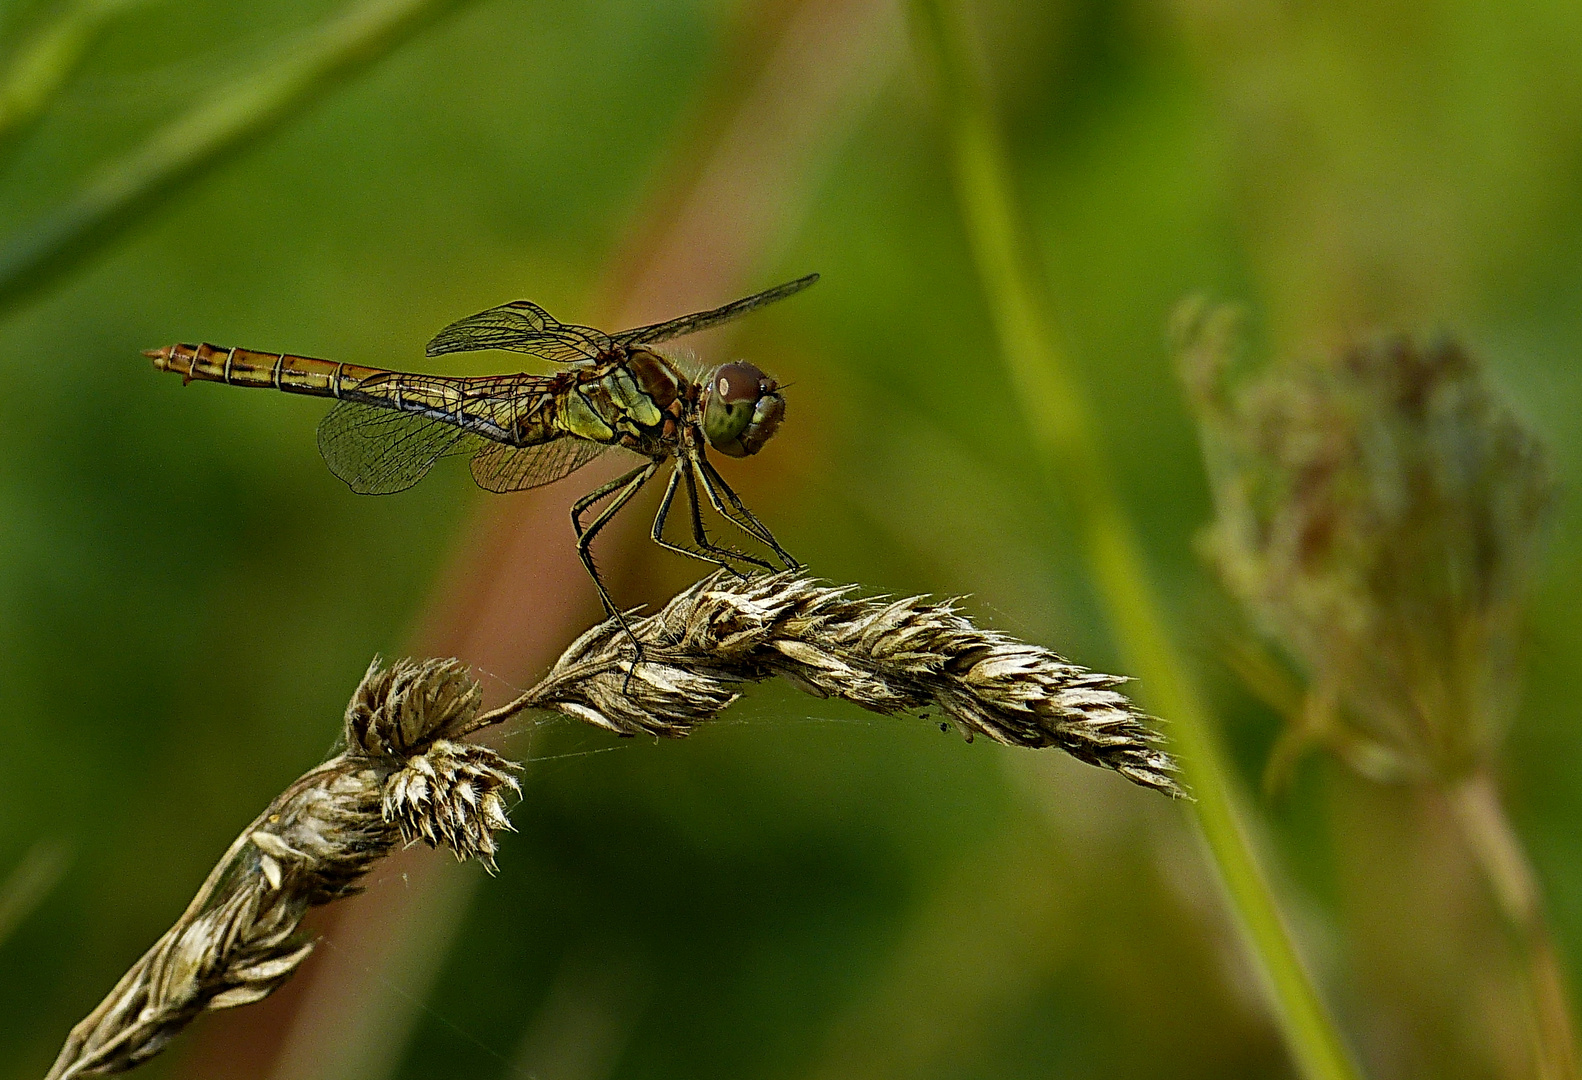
[0,839,71,947]
[1449,770,1580,1080]
[0,0,475,314]
[0,0,148,154]
[905,2,1364,1078]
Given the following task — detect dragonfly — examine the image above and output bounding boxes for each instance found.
[146,273,817,647]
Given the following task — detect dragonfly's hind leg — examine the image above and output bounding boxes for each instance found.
[572,461,659,676]
[694,454,798,570]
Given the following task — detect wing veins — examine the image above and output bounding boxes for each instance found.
[469,437,613,493]
[425,273,818,361]
[425,299,612,363]
[612,273,819,347]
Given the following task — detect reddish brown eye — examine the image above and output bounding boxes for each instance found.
[713,362,766,404]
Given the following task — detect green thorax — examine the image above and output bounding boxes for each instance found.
[554,348,683,448]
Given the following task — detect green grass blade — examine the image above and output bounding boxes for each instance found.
[905,2,1365,1078]
[0,839,71,947]
[0,0,148,153]
[0,0,472,314]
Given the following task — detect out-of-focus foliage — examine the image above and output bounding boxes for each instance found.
[1182,316,1555,781]
[2,0,1582,1078]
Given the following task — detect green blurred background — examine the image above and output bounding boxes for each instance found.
[4,0,1582,1077]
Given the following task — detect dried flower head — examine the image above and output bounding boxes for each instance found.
[1177,304,1555,779]
[345,655,483,757]
[382,739,519,870]
[342,656,521,870]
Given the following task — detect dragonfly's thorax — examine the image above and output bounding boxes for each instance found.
[622,347,682,411]
[535,347,689,457]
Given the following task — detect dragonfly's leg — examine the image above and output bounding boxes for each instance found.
[573,462,657,670]
[692,453,783,554]
[572,462,652,555]
[694,454,798,570]
[649,464,742,571]
[697,455,795,566]
[680,456,773,572]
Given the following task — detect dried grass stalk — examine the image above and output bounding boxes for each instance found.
[47,573,1176,1078]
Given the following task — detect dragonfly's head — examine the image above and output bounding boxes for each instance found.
[701,362,784,457]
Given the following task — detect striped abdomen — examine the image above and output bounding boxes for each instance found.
[149,341,687,457]
[147,343,388,399]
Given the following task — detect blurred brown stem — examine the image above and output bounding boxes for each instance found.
[1447,769,1580,1080]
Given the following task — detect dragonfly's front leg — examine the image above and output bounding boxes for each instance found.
[693,453,799,570]
[648,465,758,573]
[679,456,773,573]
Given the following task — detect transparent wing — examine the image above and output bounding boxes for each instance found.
[340,369,564,435]
[611,273,819,347]
[316,400,486,495]
[468,437,611,494]
[425,299,614,363]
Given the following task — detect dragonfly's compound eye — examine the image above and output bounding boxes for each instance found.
[703,362,783,457]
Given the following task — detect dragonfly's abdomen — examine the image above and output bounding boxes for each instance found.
[147,343,386,398]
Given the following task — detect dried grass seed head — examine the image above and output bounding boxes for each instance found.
[44,756,400,1079]
[382,739,520,871]
[345,657,521,868]
[49,570,1185,1079]
[345,655,483,758]
[517,572,1183,798]
[46,658,524,1079]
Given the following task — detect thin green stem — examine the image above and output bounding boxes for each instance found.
[906,2,1364,1078]
[0,838,70,947]
[0,0,473,314]
[0,0,146,153]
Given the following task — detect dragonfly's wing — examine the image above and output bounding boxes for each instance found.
[611,273,819,348]
[469,437,611,494]
[425,299,614,363]
[317,368,584,494]
[316,400,486,494]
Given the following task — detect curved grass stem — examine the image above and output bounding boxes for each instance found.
[905,2,1364,1077]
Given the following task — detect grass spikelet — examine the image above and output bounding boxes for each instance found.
[44,657,512,1079]
[480,572,1184,797]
